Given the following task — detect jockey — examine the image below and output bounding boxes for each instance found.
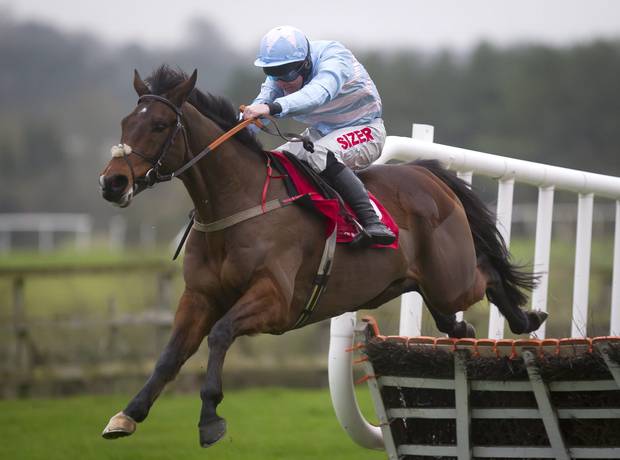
[243,25,396,247]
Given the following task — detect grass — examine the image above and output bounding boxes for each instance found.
[0,388,385,460]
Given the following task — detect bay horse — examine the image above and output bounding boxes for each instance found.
[99,65,546,447]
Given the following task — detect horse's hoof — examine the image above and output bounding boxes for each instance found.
[464,322,477,338]
[450,321,476,338]
[527,310,549,332]
[198,417,227,448]
[102,412,136,439]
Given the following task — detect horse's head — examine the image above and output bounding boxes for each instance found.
[99,69,197,207]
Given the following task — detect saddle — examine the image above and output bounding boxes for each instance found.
[266,151,399,248]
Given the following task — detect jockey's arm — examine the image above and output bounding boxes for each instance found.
[274,44,353,116]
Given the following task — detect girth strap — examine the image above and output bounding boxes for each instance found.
[192,198,292,233]
[292,226,337,330]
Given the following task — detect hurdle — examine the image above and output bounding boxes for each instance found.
[328,125,620,459]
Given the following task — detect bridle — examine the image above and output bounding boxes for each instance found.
[115,93,313,195]
[120,94,259,193]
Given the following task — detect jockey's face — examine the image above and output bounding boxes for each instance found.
[276,75,304,94]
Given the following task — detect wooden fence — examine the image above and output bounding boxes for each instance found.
[0,262,332,398]
[0,262,176,397]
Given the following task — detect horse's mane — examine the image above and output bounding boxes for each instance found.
[145,65,263,153]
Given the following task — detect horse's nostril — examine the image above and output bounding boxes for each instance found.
[104,174,129,193]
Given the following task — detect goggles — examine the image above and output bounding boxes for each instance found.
[264,60,307,82]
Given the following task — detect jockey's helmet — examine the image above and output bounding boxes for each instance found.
[254,25,309,67]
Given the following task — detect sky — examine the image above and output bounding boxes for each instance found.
[2,0,620,53]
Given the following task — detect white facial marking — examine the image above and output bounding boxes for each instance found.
[139,107,148,114]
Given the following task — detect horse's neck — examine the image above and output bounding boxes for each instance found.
[180,108,268,225]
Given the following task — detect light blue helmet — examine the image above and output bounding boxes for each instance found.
[254,25,309,67]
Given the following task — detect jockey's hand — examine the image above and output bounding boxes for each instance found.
[243,104,270,121]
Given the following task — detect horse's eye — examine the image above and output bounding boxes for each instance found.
[152,123,168,133]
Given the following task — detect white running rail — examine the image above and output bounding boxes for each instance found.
[328,123,620,449]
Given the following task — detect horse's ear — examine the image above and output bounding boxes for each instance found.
[133,69,150,96]
[168,69,198,108]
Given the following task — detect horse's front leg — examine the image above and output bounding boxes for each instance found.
[102,289,219,439]
[198,275,289,447]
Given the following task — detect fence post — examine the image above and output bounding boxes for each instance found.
[531,186,555,339]
[455,171,473,324]
[38,219,54,252]
[140,223,157,249]
[76,218,92,250]
[399,124,434,336]
[488,178,515,339]
[12,276,31,396]
[611,200,620,335]
[571,193,594,337]
[109,215,127,251]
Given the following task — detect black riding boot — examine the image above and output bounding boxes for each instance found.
[321,157,396,247]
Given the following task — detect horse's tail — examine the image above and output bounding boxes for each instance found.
[412,159,537,308]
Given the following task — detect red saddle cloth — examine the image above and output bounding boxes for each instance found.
[270,151,399,249]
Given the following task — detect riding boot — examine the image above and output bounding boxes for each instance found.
[321,156,396,247]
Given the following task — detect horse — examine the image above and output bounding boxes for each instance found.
[98,65,546,447]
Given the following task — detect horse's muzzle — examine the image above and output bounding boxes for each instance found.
[100,174,132,207]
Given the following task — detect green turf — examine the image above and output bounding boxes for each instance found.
[0,388,385,460]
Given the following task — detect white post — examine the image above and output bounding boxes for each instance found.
[328,313,383,449]
[140,222,157,249]
[399,293,422,337]
[76,218,92,250]
[412,123,434,142]
[611,200,620,335]
[109,215,127,251]
[571,193,593,337]
[455,171,473,323]
[38,220,54,252]
[530,186,555,338]
[488,178,515,339]
[397,124,435,336]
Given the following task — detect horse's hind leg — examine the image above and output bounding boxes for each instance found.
[425,302,476,338]
[484,265,548,335]
[102,289,217,439]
